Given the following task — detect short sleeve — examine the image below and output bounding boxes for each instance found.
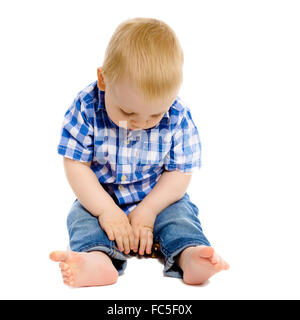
[164,108,201,172]
[57,97,94,162]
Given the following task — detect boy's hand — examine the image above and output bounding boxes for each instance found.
[98,207,135,254]
[128,208,157,255]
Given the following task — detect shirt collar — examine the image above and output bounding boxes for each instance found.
[96,86,171,124]
[97,88,106,111]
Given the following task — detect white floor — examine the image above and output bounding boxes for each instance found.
[1,176,299,300]
[1,240,299,300]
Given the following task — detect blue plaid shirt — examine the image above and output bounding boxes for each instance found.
[57,81,201,215]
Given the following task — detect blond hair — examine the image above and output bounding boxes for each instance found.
[101,17,184,102]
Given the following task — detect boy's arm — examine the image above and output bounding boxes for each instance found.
[63,157,134,254]
[133,170,192,217]
[63,157,116,217]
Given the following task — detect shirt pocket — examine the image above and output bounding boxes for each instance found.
[136,141,169,172]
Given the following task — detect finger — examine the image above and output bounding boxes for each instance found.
[127,226,135,251]
[133,229,140,252]
[114,232,124,252]
[139,229,148,255]
[105,225,115,241]
[122,232,130,254]
[145,230,153,254]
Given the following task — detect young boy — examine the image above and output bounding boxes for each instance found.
[50,17,229,287]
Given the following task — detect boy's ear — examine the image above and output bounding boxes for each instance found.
[97,67,106,90]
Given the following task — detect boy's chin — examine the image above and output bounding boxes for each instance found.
[115,121,156,131]
[129,127,143,130]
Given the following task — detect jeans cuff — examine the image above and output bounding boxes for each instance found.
[163,241,210,279]
[81,244,128,276]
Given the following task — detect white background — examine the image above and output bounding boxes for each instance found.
[0,0,299,300]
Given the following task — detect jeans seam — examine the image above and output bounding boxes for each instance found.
[78,243,112,254]
[164,241,208,268]
[80,244,126,261]
[155,233,208,258]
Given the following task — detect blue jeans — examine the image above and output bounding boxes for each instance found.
[66,193,211,279]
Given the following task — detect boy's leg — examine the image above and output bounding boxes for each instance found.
[50,199,128,287]
[153,193,229,283]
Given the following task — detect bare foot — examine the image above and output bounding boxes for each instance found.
[49,250,118,287]
[177,245,230,285]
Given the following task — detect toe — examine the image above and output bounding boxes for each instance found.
[210,253,219,265]
[65,269,72,277]
[62,274,69,281]
[223,260,230,270]
[50,250,68,262]
[213,262,224,271]
[63,273,73,281]
[62,269,72,278]
[198,246,214,258]
[63,279,70,286]
[63,276,75,286]
[59,262,69,271]
[218,258,230,270]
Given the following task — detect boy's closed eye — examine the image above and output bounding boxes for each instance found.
[119,108,164,118]
[120,109,134,116]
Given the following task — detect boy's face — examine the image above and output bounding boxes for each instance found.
[97,68,178,131]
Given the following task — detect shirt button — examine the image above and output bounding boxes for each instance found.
[121,175,127,182]
[118,185,124,191]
